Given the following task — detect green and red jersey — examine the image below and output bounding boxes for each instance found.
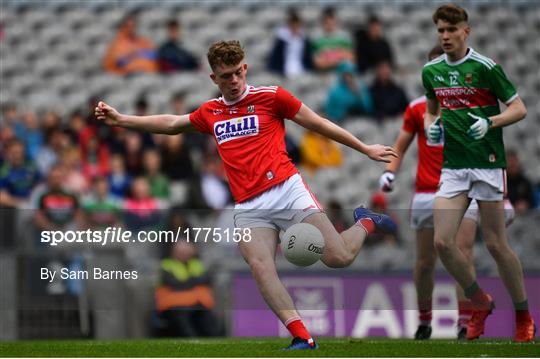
[422,48,518,169]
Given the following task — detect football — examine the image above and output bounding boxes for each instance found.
[281,223,325,267]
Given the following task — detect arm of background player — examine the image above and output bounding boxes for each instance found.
[94,101,195,135]
[292,103,397,162]
[424,97,440,128]
[386,129,415,173]
[489,97,527,129]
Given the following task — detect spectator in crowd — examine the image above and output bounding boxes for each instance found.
[103,12,158,75]
[59,146,90,196]
[80,133,110,180]
[155,241,219,337]
[14,112,43,162]
[160,134,195,181]
[170,91,187,115]
[35,129,69,176]
[143,148,170,200]
[157,19,199,73]
[267,8,313,78]
[134,96,159,148]
[121,131,145,176]
[369,61,408,121]
[353,15,394,73]
[312,6,355,71]
[198,154,231,210]
[34,164,81,233]
[506,149,535,213]
[285,135,301,165]
[41,111,62,137]
[299,130,343,175]
[0,139,41,207]
[123,177,164,233]
[324,61,373,122]
[1,103,23,146]
[169,92,206,154]
[65,110,85,145]
[0,125,16,164]
[184,152,229,210]
[77,104,112,181]
[107,153,132,199]
[1,102,20,125]
[82,176,122,230]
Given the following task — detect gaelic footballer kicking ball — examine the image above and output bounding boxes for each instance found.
[281,223,325,267]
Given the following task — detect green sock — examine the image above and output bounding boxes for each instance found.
[514,300,529,311]
[464,281,480,299]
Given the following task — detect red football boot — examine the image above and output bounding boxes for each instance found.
[515,317,536,343]
[466,294,495,340]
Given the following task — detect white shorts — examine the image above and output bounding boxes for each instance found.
[234,174,323,231]
[410,192,478,230]
[436,168,506,201]
[410,193,515,230]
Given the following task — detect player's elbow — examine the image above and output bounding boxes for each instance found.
[511,99,527,121]
[518,106,527,120]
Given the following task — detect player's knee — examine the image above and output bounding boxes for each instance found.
[246,257,274,279]
[460,248,474,263]
[323,251,353,268]
[485,241,509,261]
[434,238,452,256]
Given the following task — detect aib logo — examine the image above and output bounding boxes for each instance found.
[214,115,259,144]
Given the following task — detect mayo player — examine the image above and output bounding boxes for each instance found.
[422,4,534,342]
[96,40,397,350]
[380,45,515,340]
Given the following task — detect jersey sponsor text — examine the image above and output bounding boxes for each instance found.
[214,115,259,144]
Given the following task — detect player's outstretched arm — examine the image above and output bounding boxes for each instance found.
[94,101,195,135]
[292,104,397,163]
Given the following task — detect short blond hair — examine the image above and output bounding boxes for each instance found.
[207,40,245,71]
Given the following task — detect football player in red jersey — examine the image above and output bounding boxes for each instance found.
[96,40,398,350]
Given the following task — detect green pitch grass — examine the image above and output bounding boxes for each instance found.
[0,338,537,357]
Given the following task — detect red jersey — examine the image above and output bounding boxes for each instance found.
[189,85,301,203]
[402,96,443,192]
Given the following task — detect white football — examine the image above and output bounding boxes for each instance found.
[281,223,325,267]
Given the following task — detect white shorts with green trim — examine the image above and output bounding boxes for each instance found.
[436,168,506,201]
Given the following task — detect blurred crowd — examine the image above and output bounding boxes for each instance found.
[1,5,538,248]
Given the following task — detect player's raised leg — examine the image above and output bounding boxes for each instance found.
[302,208,395,269]
[454,217,477,339]
[478,200,535,342]
[414,227,437,340]
[237,228,317,350]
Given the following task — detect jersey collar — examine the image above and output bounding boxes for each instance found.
[222,85,250,106]
[445,47,473,66]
